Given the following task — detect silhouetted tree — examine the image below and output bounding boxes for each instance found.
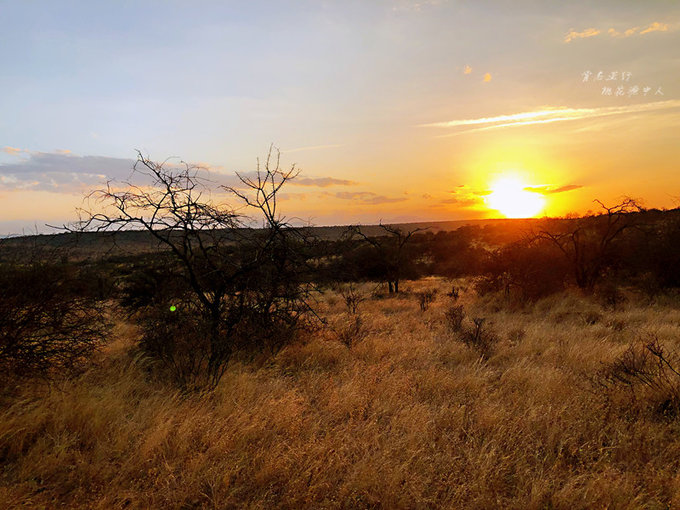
[353,223,427,293]
[73,147,315,390]
[477,237,569,301]
[537,198,643,290]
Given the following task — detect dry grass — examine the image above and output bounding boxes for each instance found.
[3,278,680,508]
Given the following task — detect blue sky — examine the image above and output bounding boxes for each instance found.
[1,0,679,234]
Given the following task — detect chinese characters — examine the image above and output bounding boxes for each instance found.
[581,71,663,97]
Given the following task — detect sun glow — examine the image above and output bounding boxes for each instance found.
[485,176,546,218]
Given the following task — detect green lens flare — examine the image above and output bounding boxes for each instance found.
[169,305,177,312]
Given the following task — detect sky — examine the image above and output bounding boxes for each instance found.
[1,0,679,235]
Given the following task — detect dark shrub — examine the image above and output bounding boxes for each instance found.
[477,238,568,302]
[416,289,438,311]
[459,317,498,358]
[595,337,680,418]
[444,304,465,333]
[0,257,107,381]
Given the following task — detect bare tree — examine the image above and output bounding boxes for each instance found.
[73,146,315,390]
[537,198,643,290]
[353,222,427,293]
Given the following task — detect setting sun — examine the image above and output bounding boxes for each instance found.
[485,176,546,218]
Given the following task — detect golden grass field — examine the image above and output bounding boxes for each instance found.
[3,278,680,509]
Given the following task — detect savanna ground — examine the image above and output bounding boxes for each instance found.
[2,278,680,509]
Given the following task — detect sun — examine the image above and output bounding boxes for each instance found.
[485,176,545,218]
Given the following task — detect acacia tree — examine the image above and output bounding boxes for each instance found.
[75,147,314,390]
[537,198,643,290]
[353,223,427,293]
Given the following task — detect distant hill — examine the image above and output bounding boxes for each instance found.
[3,209,675,259]
[0,217,535,246]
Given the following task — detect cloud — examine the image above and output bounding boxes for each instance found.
[640,21,669,35]
[463,65,472,75]
[483,72,492,82]
[362,196,407,205]
[578,22,671,41]
[0,151,136,192]
[334,191,373,200]
[524,184,582,195]
[434,186,489,210]
[439,197,479,206]
[608,27,639,38]
[292,177,358,187]
[422,109,571,128]
[331,191,407,205]
[421,100,680,136]
[189,161,225,172]
[564,28,600,43]
[2,146,25,155]
[0,150,257,193]
[277,192,307,202]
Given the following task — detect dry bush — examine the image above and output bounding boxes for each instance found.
[0,257,107,383]
[337,282,366,315]
[444,304,465,333]
[416,289,438,311]
[335,314,368,348]
[446,284,460,300]
[458,317,498,358]
[595,336,680,418]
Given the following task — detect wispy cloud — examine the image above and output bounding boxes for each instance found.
[640,21,669,35]
[276,192,307,202]
[422,109,575,128]
[433,186,489,210]
[421,100,680,136]
[292,177,358,187]
[524,184,582,195]
[439,196,479,206]
[330,191,407,205]
[0,151,135,192]
[608,27,639,38]
[570,22,672,42]
[2,146,26,155]
[564,28,600,43]
[0,150,267,193]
